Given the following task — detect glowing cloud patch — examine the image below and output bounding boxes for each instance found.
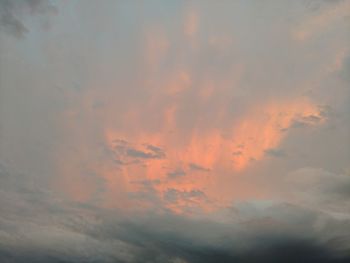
[102,98,325,212]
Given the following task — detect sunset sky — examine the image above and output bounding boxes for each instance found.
[0,0,350,262]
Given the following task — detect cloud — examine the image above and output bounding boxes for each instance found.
[230,99,325,170]
[264,148,287,158]
[339,56,350,81]
[111,139,166,162]
[100,199,350,262]
[291,113,326,129]
[293,0,350,41]
[164,188,206,203]
[167,168,186,179]
[126,148,163,159]
[0,0,57,38]
[283,167,350,214]
[0,1,349,261]
[188,163,210,172]
[1,163,350,262]
[232,151,243,156]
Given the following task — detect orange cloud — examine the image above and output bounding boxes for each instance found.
[231,99,325,170]
[101,97,325,213]
[53,10,328,213]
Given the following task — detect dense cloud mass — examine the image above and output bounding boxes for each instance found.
[0,0,349,262]
[1,163,350,262]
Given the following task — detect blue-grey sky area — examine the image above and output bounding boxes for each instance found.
[0,0,350,262]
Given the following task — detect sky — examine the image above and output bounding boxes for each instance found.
[0,0,350,262]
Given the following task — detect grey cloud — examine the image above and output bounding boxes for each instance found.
[84,203,350,263]
[188,163,211,172]
[284,168,350,214]
[232,151,243,156]
[303,0,345,12]
[1,164,350,262]
[167,168,186,178]
[126,148,164,159]
[0,8,28,38]
[291,114,324,129]
[264,148,287,158]
[0,0,57,38]
[131,179,161,187]
[164,189,206,204]
[145,144,166,156]
[128,180,162,207]
[0,165,133,263]
[289,105,330,130]
[339,56,350,81]
[112,140,166,161]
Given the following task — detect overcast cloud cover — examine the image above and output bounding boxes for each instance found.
[0,0,350,262]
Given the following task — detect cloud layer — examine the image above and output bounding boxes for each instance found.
[0,0,349,262]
